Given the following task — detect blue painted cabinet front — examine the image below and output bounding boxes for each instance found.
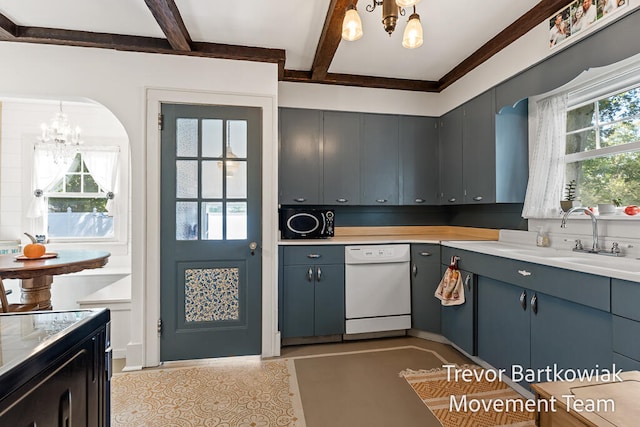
[441,267,476,356]
[410,244,441,333]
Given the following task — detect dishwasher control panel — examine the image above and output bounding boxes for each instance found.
[345,244,410,264]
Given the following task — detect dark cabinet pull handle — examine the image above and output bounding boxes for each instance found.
[376,199,387,203]
[415,198,425,203]
[307,254,321,259]
[531,294,538,315]
[307,267,313,282]
[519,290,527,311]
[294,197,306,203]
[448,198,456,203]
[473,196,483,201]
[419,252,432,257]
[465,274,471,291]
[316,267,322,282]
[412,263,417,277]
[336,198,348,203]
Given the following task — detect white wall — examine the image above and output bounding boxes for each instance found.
[0,41,279,369]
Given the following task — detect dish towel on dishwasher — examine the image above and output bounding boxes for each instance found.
[434,255,465,306]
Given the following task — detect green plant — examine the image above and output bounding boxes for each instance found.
[612,198,623,207]
[564,180,577,201]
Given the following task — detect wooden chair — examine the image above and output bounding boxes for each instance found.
[0,279,40,313]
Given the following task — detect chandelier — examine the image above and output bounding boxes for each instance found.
[342,0,424,49]
[38,101,83,163]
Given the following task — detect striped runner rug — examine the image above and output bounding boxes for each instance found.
[400,364,536,427]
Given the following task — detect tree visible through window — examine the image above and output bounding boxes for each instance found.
[565,85,640,207]
[46,152,113,238]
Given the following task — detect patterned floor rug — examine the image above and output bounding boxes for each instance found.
[400,364,536,427]
[111,358,305,427]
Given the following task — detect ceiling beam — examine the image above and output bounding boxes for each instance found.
[0,12,17,39]
[311,0,355,81]
[438,0,570,91]
[284,69,439,92]
[144,0,192,52]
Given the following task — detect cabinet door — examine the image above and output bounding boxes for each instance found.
[530,291,611,375]
[282,265,315,338]
[441,268,475,355]
[462,90,496,204]
[410,244,441,332]
[439,107,463,205]
[400,116,439,205]
[361,113,399,205]
[314,264,345,336]
[477,276,530,381]
[279,108,322,204]
[323,111,360,205]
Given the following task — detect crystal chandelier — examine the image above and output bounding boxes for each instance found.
[38,101,83,163]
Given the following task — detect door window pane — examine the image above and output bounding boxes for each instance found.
[176,160,198,198]
[227,202,247,240]
[202,119,223,158]
[176,202,198,240]
[226,161,247,199]
[176,118,198,157]
[202,161,223,199]
[202,202,223,240]
[227,120,247,158]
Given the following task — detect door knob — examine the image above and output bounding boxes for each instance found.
[249,242,258,256]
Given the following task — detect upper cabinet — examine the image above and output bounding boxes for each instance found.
[400,116,439,205]
[279,108,322,205]
[323,111,361,205]
[361,113,399,205]
[439,89,529,205]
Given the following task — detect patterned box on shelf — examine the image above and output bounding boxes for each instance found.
[0,240,21,255]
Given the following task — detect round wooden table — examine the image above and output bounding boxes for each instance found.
[0,250,110,311]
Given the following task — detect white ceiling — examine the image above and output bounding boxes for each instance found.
[0,0,541,81]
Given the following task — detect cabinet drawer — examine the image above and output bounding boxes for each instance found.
[411,244,440,264]
[612,278,640,321]
[612,315,640,361]
[442,247,610,311]
[613,352,640,371]
[283,245,344,265]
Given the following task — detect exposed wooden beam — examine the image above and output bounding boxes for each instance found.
[284,69,439,92]
[144,0,192,52]
[10,26,285,65]
[438,0,570,91]
[311,0,355,81]
[0,12,17,39]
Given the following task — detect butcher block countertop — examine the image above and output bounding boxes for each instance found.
[278,226,499,245]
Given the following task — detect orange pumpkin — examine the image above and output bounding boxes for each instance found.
[23,243,46,258]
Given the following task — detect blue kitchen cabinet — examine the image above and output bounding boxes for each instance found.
[361,113,399,205]
[410,244,441,332]
[438,106,463,205]
[323,111,361,205]
[400,116,439,205]
[281,246,345,339]
[611,278,640,370]
[440,267,476,356]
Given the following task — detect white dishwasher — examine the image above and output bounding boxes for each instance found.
[344,244,411,335]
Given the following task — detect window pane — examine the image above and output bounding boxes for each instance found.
[202,160,223,199]
[176,160,198,198]
[202,119,223,158]
[567,104,595,132]
[66,174,81,192]
[227,120,247,158]
[566,129,596,154]
[566,151,640,207]
[176,201,198,240]
[176,118,198,157]
[226,161,247,199]
[598,87,640,123]
[201,202,223,240]
[47,198,113,238]
[84,173,99,193]
[599,119,640,148]
[69,153,82,173]
[227,202,247,240]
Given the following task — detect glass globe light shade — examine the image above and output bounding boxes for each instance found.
[342,6,363,41]
[402,13,423,49]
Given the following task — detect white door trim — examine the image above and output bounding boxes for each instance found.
[144,88,280,367]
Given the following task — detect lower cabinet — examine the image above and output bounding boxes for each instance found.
[611,278,640,370]
[410,244,441,333]
[478,276,612,387]
[441,267,475,356]
[281,246,345,339]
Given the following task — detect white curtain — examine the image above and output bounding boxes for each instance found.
[26,146,74,218]
[83,149,119,215]
[522,93,568,218]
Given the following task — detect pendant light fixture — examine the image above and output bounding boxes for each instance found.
[342,0,423,49]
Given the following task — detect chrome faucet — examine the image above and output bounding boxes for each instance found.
[560,206,599,253]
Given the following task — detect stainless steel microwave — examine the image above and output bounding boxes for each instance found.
[280,208,335,239]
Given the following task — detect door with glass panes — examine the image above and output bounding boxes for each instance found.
[160,103,262,361]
